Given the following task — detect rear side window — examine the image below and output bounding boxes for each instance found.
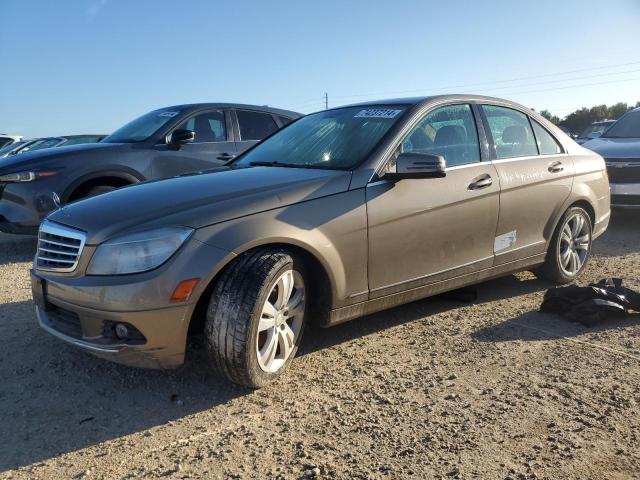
[401,103,481,167]
[237,110,278,141]
[177,110,226,143]
[531,120,562,155]
[482,105,538,159]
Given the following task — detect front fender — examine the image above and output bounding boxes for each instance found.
[193,189,369,309]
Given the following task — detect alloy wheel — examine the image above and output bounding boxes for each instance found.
[558,212,590,276]
[256,269,305,373]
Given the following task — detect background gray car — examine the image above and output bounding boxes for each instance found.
[0,103,300,234]
[583,107,640,207]
[32,95,610,388]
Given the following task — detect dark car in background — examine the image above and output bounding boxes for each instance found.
[0,135,106,159]
[0,103,300,234]
[583,107,640,208]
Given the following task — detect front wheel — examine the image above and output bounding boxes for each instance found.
[536,206,593,284]
[204,248,307,388]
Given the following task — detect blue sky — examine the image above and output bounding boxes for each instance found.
[1,0,639,137]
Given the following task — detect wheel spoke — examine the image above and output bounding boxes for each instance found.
[278,324,295,361]
[560,247,571,267]
[260,330,278,368]
[276,270,295,309]
[562,225,572,243]
[571,215,584,238]
[286,289,305,318]
[570,250,581,272]
[575,234,590,251]
[259,301,277,331]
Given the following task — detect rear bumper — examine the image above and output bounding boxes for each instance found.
[610,183,640,208]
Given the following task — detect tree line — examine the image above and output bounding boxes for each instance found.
[539,101,640,135]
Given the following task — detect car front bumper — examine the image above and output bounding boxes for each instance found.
[31,238,234,369]
[0,181,61,234]
[610,183,640,208]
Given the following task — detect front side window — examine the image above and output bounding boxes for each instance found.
[482,105,538,159]
[62,135,104,146]
[531,120,562,155]
[237,110,278,141]
[103,109,183,143]
[602,110,640,138]
[401,104,480,167]
[176,111,226,143]
[234,105,406,170]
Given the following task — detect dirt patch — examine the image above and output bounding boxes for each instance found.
[1,212,639,479]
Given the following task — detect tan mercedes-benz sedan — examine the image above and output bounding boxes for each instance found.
[31,95,611,387]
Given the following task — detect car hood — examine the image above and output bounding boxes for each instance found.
[49,166,352,245]
[0,142,128,173]
[581,137,640,158]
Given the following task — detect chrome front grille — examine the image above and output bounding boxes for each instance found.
[36,221,86,272]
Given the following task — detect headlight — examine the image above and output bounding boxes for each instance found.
[0,170,56,182]
[87,227,193,275]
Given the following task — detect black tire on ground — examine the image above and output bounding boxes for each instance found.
[204,248,308,388]
[81,185,117,199]
[536,206,593,284]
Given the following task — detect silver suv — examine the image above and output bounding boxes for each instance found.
[32,95,611,387]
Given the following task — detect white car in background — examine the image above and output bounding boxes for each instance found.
[0,134,23,149]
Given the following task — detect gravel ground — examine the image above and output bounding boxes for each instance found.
[1,212,639,480]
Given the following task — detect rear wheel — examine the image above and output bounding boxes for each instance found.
[204,248,307,388]
[536,206,592,284]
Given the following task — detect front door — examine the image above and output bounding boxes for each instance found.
[367,103,500,297]
[479,104,574,265]
[152,109,237,178]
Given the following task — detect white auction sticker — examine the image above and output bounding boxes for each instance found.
[354,109,402,119]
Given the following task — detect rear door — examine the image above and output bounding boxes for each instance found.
[234,109,280,154]
[152,109,237,178]
[480,104,574,265]
[366,103,500,297]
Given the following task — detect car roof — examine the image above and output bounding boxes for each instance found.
[161,103,301,118]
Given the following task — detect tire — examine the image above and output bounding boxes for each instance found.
[204,248,308,388]
[82,185,117,199]
[536,206,593,284]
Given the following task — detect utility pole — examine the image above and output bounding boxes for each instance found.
[324,92,328,110]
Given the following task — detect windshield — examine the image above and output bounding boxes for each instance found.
[579,123,613,139]
[602,111,640,138]
[234,106,407,170]
[102,109,182,143]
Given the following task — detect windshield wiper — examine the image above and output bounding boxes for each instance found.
[249,161,296,167]
[249,160,338,170]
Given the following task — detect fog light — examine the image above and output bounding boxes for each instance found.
[114,323,129,339]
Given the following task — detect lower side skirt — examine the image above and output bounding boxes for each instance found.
[326,253,547,326]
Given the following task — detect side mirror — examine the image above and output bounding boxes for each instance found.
[166,129,195,149]
[385,152,446,181]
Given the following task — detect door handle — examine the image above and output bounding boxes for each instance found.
[468,174,493,190]
[217,153,235,161]
[548,161,564,173]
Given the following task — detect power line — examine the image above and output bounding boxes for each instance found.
[329,60,640,101]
